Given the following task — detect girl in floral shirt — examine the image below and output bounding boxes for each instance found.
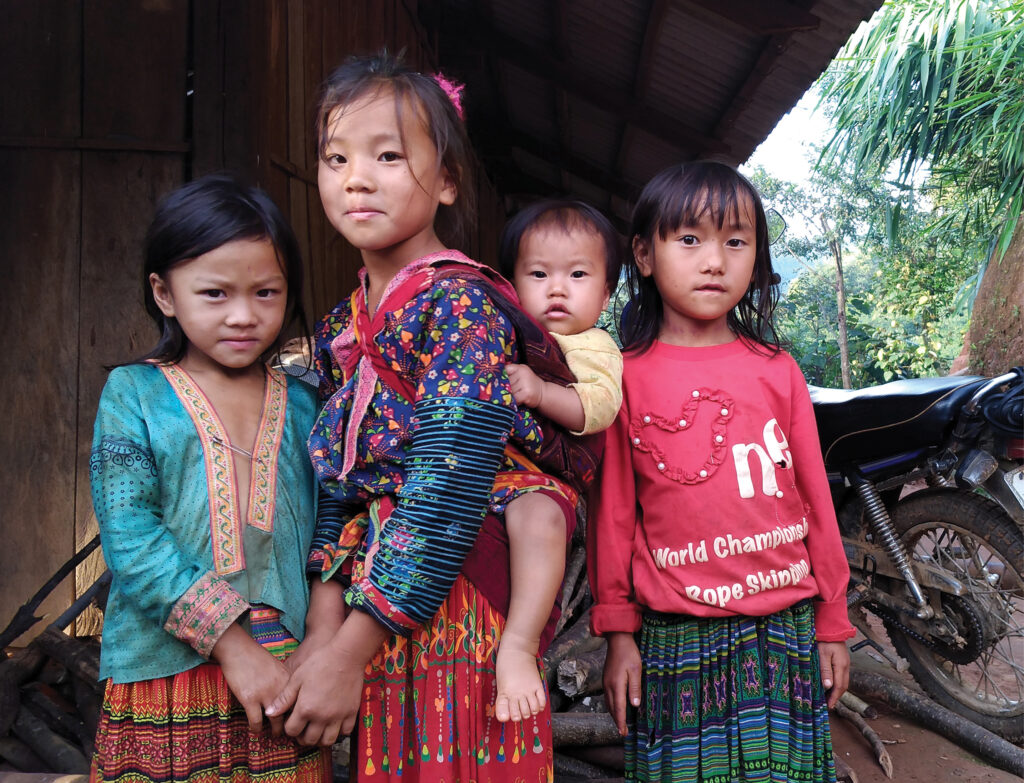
[267,54,589,783]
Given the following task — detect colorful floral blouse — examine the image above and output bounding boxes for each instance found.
[307,252,557,634]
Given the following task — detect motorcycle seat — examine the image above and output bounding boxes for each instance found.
[810,376,986,466]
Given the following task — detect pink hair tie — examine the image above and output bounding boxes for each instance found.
[431,72,465,121]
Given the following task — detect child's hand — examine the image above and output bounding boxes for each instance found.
[506,363,544,408]
[269,641,360,746]
[285,624,334,674]
[212,624,290,736]
[267,610,389,746]
[817,640,850,709]
[603,632,642,736]
[285,578,347,675]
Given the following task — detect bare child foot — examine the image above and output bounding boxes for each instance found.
[495,629,546,722]
[497,491,566,722]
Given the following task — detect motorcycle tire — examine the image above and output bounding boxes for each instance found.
[882,488,1024,743]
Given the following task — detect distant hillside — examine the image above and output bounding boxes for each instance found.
[772,252,811,293]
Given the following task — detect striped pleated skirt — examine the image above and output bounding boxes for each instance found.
[90,606,332,783]
[627,601,836,783]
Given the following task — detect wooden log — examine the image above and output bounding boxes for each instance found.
[0,645,46,735]
[849,669,1024,777]
[567,694,607,713]
[33,627,101,693]
[72,675,102,756]
[834,700,892,778]
[551,712,622,748]
[0,735,50,773]
[543,609,603,680]
[554,751,615,780]
[839,690,878,719]
[833,752,860,783]
[50,571,111,633]
[560,743,625,772]
[38,657,70,688]
[11,708,90,774]
[556,546,588,636]
[557,646,607,698]
[547,687,568,714]
[24,684,92,749]
[0,535,100,650]
[560,581,591,634]
[0,775,90,783]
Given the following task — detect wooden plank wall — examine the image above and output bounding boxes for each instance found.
[0,0,506,642]
[0,0,189,639]
[235,0,506,324]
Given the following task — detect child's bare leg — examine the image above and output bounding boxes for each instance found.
[496,491,567,722]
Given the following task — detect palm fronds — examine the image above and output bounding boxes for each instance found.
[819,0,1024,256]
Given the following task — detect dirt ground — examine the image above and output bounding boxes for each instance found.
[829,644,1021,783]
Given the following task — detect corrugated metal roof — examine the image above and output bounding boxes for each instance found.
[421,0,883,228]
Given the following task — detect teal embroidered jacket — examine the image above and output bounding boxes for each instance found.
[89,363,318,683]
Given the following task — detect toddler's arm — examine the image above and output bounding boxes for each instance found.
[507,362,586,432]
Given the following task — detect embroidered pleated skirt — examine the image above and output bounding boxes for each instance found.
[354,574,553,783]
[627,601,836,783]
[90,607,332,783]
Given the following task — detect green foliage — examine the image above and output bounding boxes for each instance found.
[819,0,1024,257]
[779,250,972,386]
[596,275,631,349]
[779,257,876,386]
[750,157,981,387]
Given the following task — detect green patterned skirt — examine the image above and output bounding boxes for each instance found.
[627,601,836,782]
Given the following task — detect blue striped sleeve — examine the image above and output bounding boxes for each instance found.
[346,396,514,633]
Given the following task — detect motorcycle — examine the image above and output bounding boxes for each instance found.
[810,367,1024,742]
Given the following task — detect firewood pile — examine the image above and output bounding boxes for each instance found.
[546,539,625,781]
[0,536,109,776]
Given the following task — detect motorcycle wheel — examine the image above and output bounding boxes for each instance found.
[883,489,1024,742]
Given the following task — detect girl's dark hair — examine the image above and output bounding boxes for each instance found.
[623,160,780,354]
[132,172,308,366]
[315,52,476,249]
[498,199,622,290]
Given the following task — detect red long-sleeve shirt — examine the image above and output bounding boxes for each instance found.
[587,339,855,642]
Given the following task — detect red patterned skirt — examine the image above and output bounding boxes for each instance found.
[355,574,553,783]
[90,607,331,783]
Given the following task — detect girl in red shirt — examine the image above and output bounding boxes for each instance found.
[588,161,854,782]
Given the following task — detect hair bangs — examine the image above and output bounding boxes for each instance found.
[655,167,756,238]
